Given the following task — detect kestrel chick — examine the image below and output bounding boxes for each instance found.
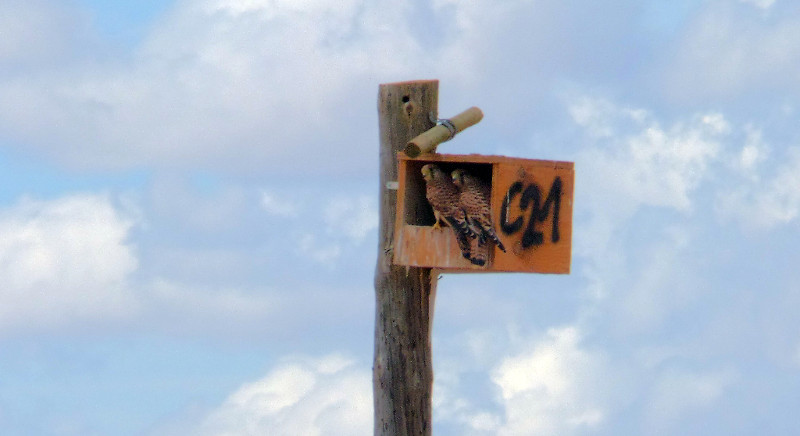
[451,169,506,254]
[421,164,472,261]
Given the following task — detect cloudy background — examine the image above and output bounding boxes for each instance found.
[1,0,799,434]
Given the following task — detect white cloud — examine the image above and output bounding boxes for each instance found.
[0,0,442,173]
[0,0,651,174]
[0,194,138,333]
[298,233,342,266]
[568,97,648,139]
[571,97,800,343]
[739,0,776,10]
[195,354,371,436]
[206,0,360,19]
[324,195,378,242]
[717,147,800,228]
[616,226,695,333]
[149,175,248,232]
[574,99,725,214]
[140,279,278,336]
[266,193,377,267]
[663,1,800,101]
[0,0,86,66]
[747,149,800,224]
[261,190,299,217]
[0,189,349,338]
[733,125,769,177]
[573,99,726,296]
[644,367,739,434]
[490,327,607,436]
[739,143,764,171]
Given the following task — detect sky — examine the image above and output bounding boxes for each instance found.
[1,0,799,434]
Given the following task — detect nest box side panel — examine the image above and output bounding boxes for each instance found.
[491,161,574,274]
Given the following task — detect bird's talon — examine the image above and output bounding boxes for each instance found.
[471,258,486,266]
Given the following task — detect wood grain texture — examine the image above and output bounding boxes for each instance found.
[374,80,438,436]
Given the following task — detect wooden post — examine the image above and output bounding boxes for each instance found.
[374,80,438,435]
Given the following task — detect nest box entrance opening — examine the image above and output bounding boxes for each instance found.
[402,159,493,226]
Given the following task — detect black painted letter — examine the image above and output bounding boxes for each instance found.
[500,181,524,235]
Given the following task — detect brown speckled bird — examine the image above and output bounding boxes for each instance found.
[451,169,506,257]
[467,230,490,266]
[421,164,472,261]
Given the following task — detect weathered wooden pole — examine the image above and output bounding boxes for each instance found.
[374,80,438,435]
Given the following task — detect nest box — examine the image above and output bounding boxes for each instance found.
[394,153,574,273]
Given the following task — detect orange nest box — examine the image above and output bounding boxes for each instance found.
[393,153,574,273]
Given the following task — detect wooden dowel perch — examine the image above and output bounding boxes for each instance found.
[404,106,483,157]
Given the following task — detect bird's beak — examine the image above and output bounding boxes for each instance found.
[421,165,431,178]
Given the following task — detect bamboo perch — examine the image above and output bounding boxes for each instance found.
[404,106,484,157]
